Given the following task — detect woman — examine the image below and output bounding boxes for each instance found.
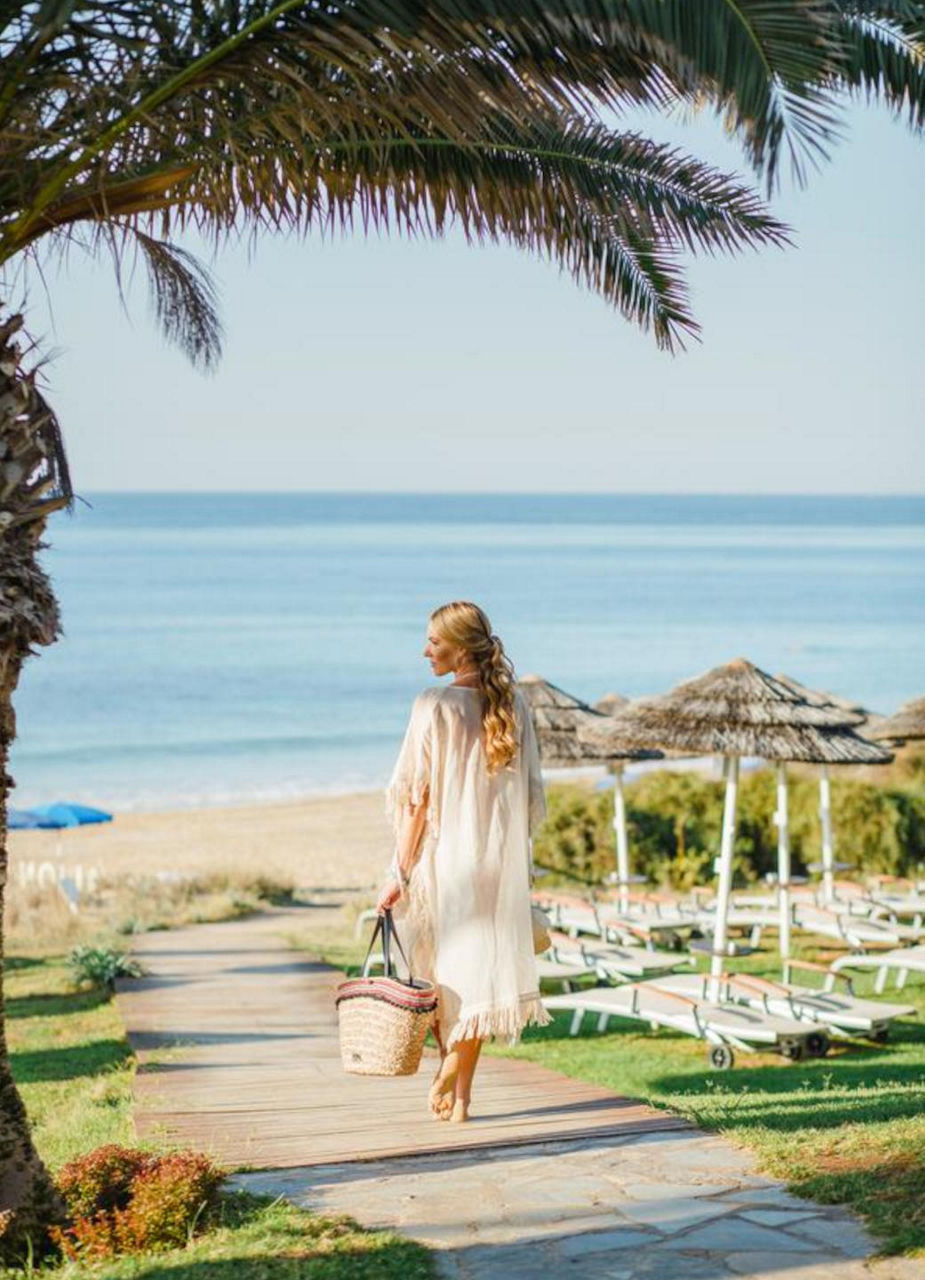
[376,600,549,1123]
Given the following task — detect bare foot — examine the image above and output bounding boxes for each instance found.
[428,1052,458,1121]
[450,1097,470,1123]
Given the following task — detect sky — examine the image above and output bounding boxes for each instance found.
[16,99,925,494]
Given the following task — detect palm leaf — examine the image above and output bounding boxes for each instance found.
[132,230,222,370]
[830,2,925,127]
[26,113,789,352]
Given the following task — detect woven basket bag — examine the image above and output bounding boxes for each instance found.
[336,911,437,1076]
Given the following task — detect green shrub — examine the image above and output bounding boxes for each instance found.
[534,768,925,890]
[53,1147,224,1259]
[68,945,143,989]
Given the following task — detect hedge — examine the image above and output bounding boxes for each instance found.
[533,766,925,890]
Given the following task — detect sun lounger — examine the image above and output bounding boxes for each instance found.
[542,978,818,1069]
[548,932,692,980]
[539,893,695,950]
[829,944,925,993]
[792,903,920,948]
[595,903,696,952]
[695,903,784,948]
[651,961,914,1045]
[535,956,599,991]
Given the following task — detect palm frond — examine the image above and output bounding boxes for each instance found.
[0,0,847,227]
[131,230,222,370]
[830,2,925,127]
[25,112,788,352]
[3,0,916,358]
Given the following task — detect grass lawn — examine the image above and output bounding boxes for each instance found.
[3,950,435,1278]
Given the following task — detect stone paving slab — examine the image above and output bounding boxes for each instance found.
[237,1128,925,1280]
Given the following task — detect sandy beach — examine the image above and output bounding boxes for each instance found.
[8,791,395,895]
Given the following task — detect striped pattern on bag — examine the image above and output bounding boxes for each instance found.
[335,975,438,1076]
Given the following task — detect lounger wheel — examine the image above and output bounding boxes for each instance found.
[781,1041,805,1061]
[870,1027,890,1044]
[805,1032,830,1058]
[707,1044,735,1070]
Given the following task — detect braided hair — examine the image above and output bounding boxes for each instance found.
[429,601,518,774]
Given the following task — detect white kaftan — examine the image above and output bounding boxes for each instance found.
[385,684,550,1050]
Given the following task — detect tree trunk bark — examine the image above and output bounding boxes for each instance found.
[0,313,71,1259]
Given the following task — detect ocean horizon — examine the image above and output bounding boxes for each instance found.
[9,492,924,813]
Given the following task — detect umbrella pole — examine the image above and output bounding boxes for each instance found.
[819,765,835,904]
[711,754,740,997]
[612,766,630,914]
[776,761,791,959]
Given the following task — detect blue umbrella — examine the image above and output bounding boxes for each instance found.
[29,802,113,828]
[8,808,46,830]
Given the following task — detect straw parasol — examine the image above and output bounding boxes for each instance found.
[775,674,891,909]
[517,673,615,768]
[594,691,630,715]
[868,697,925,745]
[596,658,892,982]
[517,675,661,906]
[774,674,884,733]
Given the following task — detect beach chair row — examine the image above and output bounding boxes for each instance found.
[535,894,919,1070]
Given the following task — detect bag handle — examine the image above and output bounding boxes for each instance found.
[362,909,415,982]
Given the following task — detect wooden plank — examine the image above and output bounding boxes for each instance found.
[116,911,687,1170]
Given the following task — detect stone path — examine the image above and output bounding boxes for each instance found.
[117,908,924,1280]
[242,1131,923,1280]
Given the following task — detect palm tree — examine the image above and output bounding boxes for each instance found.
[1,0,923,1257]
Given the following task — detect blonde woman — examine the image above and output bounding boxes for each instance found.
[376,601,549,1123]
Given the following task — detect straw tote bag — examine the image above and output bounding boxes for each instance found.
[335,910,438,1077]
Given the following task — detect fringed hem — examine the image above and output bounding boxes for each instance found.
[445,994,551,1050]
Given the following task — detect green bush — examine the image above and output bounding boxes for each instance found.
[533,768,925,890]
[68,945,143,989]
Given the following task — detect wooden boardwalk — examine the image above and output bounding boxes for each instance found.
[116,910,687,1171]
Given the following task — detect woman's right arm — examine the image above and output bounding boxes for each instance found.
[376,791,429,913]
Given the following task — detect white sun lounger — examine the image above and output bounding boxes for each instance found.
[548,933,692,980]
[535,955,599,990]
[695,903,784,948]
[792,904,920,949]
[650,962,914,1046]
[869,893,925,923]
[829,944,925,993]
[541,895,695,950]
[542,979,818,1069]
[863,878,925,924]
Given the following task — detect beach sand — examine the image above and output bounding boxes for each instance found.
[8,791,394,894]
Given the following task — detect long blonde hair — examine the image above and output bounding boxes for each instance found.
[430,601,517,775]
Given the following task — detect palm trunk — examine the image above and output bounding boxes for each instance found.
[0,313,71,1258]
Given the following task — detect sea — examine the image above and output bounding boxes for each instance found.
[8,493,924,813]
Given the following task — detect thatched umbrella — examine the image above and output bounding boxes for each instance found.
[595,658,891,983]
[776,675,891,908]
[517,673,615,768]
[517,675,661,907]
[594,691,630,715]
[868,697,925,745]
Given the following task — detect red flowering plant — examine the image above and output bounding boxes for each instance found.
[52,1146,224,1259]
